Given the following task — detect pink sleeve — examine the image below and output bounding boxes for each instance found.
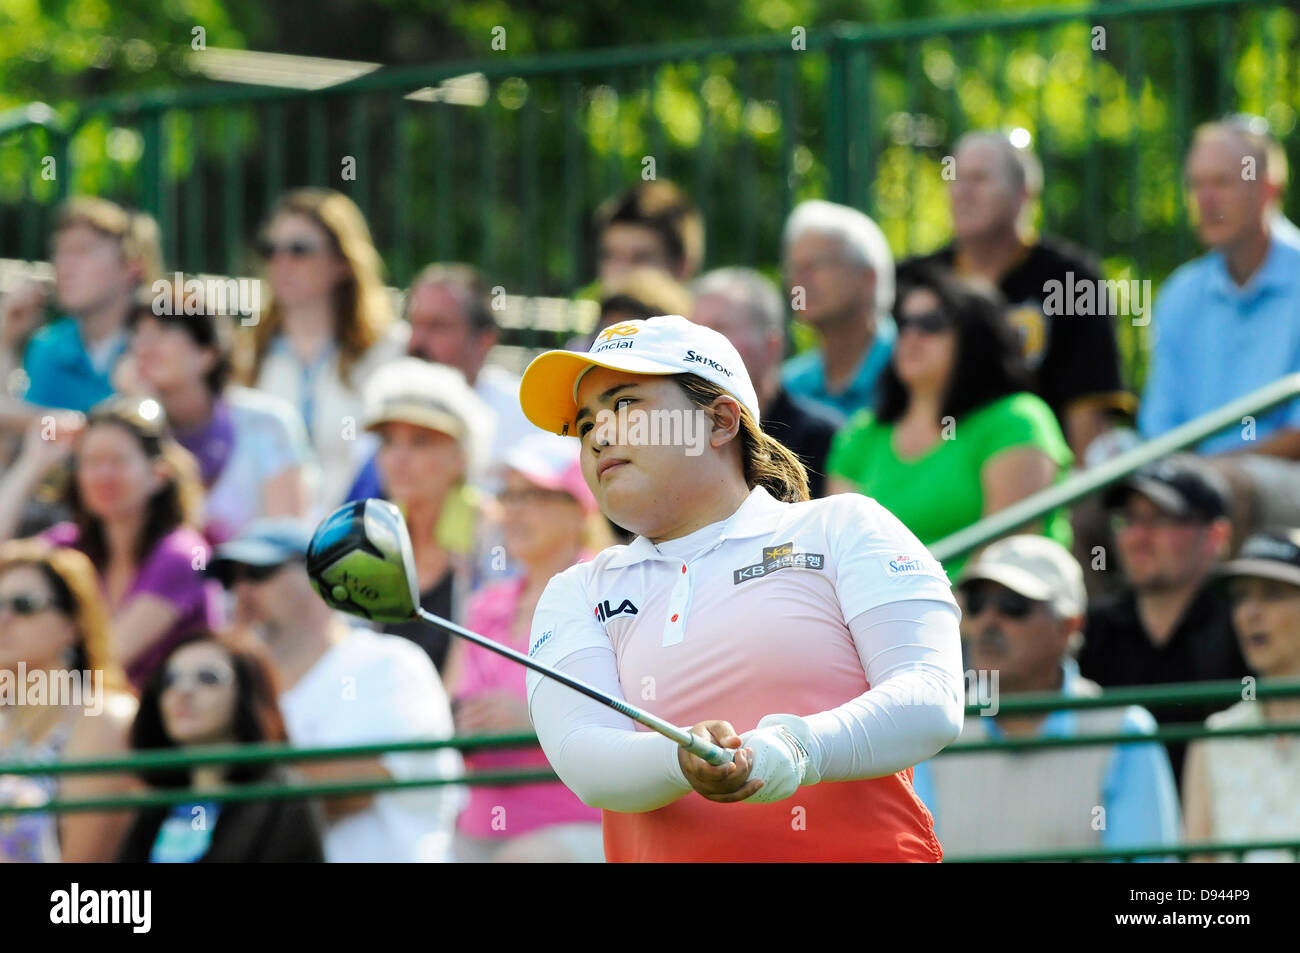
[132,530,211,615]
[39,523,80,547]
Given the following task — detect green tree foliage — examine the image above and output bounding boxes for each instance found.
[3,1,1298,386]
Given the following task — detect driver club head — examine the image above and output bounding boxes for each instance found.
[306,499,420,623]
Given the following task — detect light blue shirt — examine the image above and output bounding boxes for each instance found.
[781,316,896,419]
[911,658,1181,861]
[1138,235,1300,453]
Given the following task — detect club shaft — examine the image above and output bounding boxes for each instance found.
[414,608,734,766]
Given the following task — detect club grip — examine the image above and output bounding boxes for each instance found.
[683,732,736,766]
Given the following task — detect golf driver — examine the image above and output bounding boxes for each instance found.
[307,498,735,766]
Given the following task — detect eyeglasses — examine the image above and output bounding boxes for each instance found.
[257,238,324,260]
[211,560,296,588]
[1110,512,1196,534]
[896,310,953,336]
[0,594,63,616]
[161,667,234,691]
[962,585,1038,619]
[496,487,573,505]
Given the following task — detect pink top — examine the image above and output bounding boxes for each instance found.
[455,573,600,838]
[41,522,223,690]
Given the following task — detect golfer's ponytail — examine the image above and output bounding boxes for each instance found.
[676,374,810,503]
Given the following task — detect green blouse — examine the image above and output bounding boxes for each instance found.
[826,392,1074,579]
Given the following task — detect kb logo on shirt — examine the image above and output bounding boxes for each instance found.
[594,598,639,623]
[733,541,824,585]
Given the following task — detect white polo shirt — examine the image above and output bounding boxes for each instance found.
[526,485,960,862]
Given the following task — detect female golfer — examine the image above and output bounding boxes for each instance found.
[518,314,965,862]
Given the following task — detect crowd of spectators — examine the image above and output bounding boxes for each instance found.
[0,113,1297,862]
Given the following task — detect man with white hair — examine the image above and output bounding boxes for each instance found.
[692,267,843,497]
[905,131,1131,460]
[781,200,897,418]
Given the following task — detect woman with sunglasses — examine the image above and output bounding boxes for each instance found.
[827,262,1072,578]
[0,396,223,689]
[118,630,325,862]
[515,315,964,861]
[452,432,611,862]
[118,283,316,543]
[245,189,406,509]
[0,540,138,862]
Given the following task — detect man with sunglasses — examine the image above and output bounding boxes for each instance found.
[1080,456,1250,791]
[911,534,1180,860]
[209,518,464,862]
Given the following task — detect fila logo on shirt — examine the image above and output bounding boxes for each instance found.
[733,541,825,585]
[594,598,640,623]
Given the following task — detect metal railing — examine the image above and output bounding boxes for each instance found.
[3,684,1298,859]
[2,675,1297,860]
[930,372,1300,565]
[1,0,1295,371]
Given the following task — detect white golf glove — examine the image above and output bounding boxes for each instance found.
[738,713,822,804]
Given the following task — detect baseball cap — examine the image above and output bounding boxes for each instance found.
[363,358,495,476]
[209,518,314,583]
[519,314,760,436]
[959,535,1087,618]
[1102,455,1229,521]
[498,432,597,513]
[1220,529,1300,588]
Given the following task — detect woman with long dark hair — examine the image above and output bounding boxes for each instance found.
[0,396,222,688]
[827,262,1072,578]
[118,630,324,862]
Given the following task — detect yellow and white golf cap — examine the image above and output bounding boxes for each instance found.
[519,314,761,436]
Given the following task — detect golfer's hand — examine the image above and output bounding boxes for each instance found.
[677,720,763,803]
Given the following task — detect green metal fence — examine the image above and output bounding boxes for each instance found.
[4,679,1298,862]
[2,0,1298,372]
[3,0,1300,864]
